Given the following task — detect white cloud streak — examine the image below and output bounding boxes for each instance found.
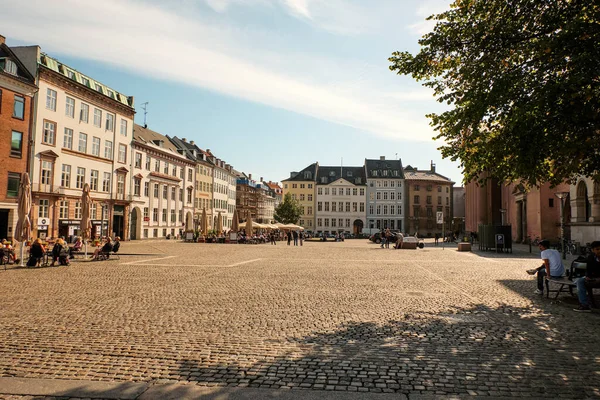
[2,0,440,141]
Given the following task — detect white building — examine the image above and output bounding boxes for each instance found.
[130,124,195,239]
[315,166,367,235]
[364,157,406,234]
[12,47,135,240]
[206,150,236,230]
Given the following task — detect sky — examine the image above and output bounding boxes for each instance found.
[1,0,464,185]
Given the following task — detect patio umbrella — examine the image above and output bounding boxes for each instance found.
[80,183,92,258]
[231,209,239,232]
[217,211,223,234]
[15,172,32,267]
[200,208,208,234]
[245,216,253,233]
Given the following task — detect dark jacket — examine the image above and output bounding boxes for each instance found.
[101,242,113,253]
[585,254,600,279]
[30,243,45,258]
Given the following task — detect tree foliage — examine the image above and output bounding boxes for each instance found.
[274,193,303,224]
[389,0,599,186]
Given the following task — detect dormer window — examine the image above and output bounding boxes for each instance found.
[321,177,327,183]
[329,171,335,177]
[107,89,115,99]
[95,83,103,93]
[355,178,362,184]
[81,77,90,87]
[304,171,312,179]
[67,69,76,80]
[347,171,353,177]
[2,59,17,76]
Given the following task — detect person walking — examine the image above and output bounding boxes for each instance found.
[385,228,391,249]
[299,231,304,246]
[434,233,439,246]
[293,230,299,246]
[380,230,385,248]
[287,232,292,246]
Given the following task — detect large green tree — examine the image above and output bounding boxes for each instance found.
[274,193,303,224]
[389,0,599,186]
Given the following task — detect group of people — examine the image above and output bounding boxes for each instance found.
[25,236,120,267]
[285,230,304,246]
[1,239,17,264]
[527,239,600,313]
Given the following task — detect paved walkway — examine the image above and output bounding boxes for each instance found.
[0,240,598,399]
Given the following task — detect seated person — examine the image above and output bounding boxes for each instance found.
[574,241,600,312]
[394,232,405,249]
[28,238,46,267]
[51,238,70,266]
[3,240,16,263]
[92,238,113,260]
[526,240,565,295]
[112,237,121,253]
[70,237,83,259]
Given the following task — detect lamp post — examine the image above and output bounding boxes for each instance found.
[500,208,507,226]
[554,192,569,260]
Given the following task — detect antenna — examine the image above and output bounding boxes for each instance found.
[341,157,343,176]
[141,102,149,127]
[395,153,398,160]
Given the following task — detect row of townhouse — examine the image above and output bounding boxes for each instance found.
[0,36,280,241]
[282,157,455,237]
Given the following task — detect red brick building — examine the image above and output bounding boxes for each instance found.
[465,174,570,243]
[0,35,37,240]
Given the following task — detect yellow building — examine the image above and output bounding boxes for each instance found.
[281,163,318,231]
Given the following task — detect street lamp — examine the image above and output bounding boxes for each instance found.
[555,192,569,260]
[500,208,507,226]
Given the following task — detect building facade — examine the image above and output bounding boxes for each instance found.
[364,156,405,234]
[130,124,195,239]
[569,177,599,245]
[256,179,275,223]
[0,36,37,240]
[263,181,283,210]
[315,166,366,235]
[207,151,235,230]
[404,163,454,237]
[13,46,135,240]
[281,163,317,231]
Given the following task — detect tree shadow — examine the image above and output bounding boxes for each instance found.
[169,302,600,398]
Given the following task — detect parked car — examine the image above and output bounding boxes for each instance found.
[369,231,424,248]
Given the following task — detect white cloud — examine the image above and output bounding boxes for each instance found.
[407,0,453,36]
[1,0,439,141]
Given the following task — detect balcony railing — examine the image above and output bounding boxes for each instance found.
[32,183,62,194]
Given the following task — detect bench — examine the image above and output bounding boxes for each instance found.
[544,260,588,299]
[458,242,471,252]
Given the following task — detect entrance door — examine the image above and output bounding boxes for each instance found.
[0,210,9,240]
[130,208,138,240]
[113,215,124,238]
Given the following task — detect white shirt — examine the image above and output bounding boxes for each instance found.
[541,248,565,277]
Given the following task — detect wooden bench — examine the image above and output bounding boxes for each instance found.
[544,260,587,299]
[457,242,471,252]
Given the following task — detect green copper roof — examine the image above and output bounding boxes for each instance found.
[39,53,134,108]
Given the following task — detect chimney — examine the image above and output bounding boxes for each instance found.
[430,160,436,173]
[0,35,5,45]
[182,138,187,142]
[380,156,385,161]
[190,140,195,145]
[206,149,210,153]
[260,177,263,182]
[249,174,252,180]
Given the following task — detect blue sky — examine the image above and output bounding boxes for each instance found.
[2,0,463,184]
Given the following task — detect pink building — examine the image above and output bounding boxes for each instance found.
[465,175,570,243]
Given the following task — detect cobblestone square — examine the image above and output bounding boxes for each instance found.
[0,240,599,398]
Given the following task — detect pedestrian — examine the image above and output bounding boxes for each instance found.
[287,232,292,246]
[573,241,600,312]
[526,239,565,295]
[385,228,391,249]
[299,231,304,246]
[434,233,439,246]
[293,230,299,246]
[270,232,276,245]
[380,230,385,248]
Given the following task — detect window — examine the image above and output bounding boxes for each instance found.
[331,202,337,212]
[41,160,52,185]
[180,168,184,179]
[102,172,111,192]
[46,88,57,111]
[171,187,176,201]
[332,188,336,196]
[376,192,381,200]
[390,205,395,215]
[414,185,420,191]
[7,173,20,198]
[78,132,87,153]
[120,119,127,136]
[549,198,554,208]
[105,113,114,131]
[4,59,17,75]
[39,199,49,218]
[118,144,127,163]
[80,103,89,123]
[93,108,102,127]
[117,175,125,198]
[300,194,305,201]
[325,188,329,195]
[383,192,388,200]
[426,196,432,205]
[317,202,322,212]
[164,162,169,174]
[300,183,305,189]
[353,202,357,212]
[143,207,149,219]
[438,186,442,192]
[438,196,442,205]
[63,128,73,149]
[171,209,176,223]
[360,188,365,196]
[307,206,313,215]
[81,77,90,87]
[59,201,69,219]
[13,95,24,119]
[65,97,75,118]
[163,185,168,199]
[144,182,149,197]
[414,195,420,204]
[162,209,167,222]
[155,160,160,172]
[346,202,350,212]
[145,156,151,170]
[10,131,22,157]
[135,153,142,169]
[74,202,82,219]
[61,164,71,187]
[308,194,312,201]
[317,218,322,227]
[331,219,336,227]
[153,208,158,222]
[154,184,159,197]
[446,197,449,205]
[91,137,100,156]
[188,169,193,181]
[95,83,103,93]
[76,167,85,188]
[90,170,98,191]
[391,192,395,200]
[104,140,113,159]
[90,203,97,219]
[187,188,193,203]
[172,166,177,177]
[43,121,56,145]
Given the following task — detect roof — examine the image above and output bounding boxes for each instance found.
[316,166,366,186]
[168,136,213,165]
[133,124,187,159]
[364,158,404,179]
[0,42,36,87]
[403,167,454,184]
[282,163,318,182]
[39,53,133,108]
[264,181,282,191]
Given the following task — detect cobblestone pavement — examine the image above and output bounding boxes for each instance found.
[0,240,599,399]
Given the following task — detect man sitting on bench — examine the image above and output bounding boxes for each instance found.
[92,238,113,260]
[573,241,600,312]
[526,239,564,295]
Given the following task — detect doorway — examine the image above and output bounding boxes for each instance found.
[0,210,9,240]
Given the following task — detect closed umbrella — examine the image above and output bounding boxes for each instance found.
[231,209,239,232]
[200,208,208,235]
[80,183,92,258]
[15,172,32,267]
[245,216,253,233]
[217,211,223,234]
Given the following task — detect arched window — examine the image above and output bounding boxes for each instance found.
[576,181,591,222]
